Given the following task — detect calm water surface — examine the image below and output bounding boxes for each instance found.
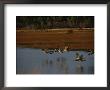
[16,47,94,74]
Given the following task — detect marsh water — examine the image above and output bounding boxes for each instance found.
[16,47,94,74]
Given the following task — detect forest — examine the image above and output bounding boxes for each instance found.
[16,16,94,30]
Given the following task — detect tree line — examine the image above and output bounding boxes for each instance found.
[16,16,94,30]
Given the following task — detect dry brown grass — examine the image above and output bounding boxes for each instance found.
[16,29,94,50]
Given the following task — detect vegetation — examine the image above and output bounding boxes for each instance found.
[16,16,94,30]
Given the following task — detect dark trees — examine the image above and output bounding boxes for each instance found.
[16,16,94,30]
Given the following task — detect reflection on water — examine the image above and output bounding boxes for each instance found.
[16,47,94,74]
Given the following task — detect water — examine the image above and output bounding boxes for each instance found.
[16,47,94,74]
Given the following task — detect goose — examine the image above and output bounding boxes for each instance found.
[58,49,62,54]
[79,55,86,61]
[63,46,68,52]
[42,49,47,54]
[75,53,86,62]
[75,52,80,61]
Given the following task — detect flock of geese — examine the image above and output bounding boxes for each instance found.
[42,46,94,62]
[42,46,68,54]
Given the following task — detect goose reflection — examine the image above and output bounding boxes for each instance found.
[75,64,84,74]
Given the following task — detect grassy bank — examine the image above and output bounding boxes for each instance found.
[16,29,94,50]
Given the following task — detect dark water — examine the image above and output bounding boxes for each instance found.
[16,47,94,74]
